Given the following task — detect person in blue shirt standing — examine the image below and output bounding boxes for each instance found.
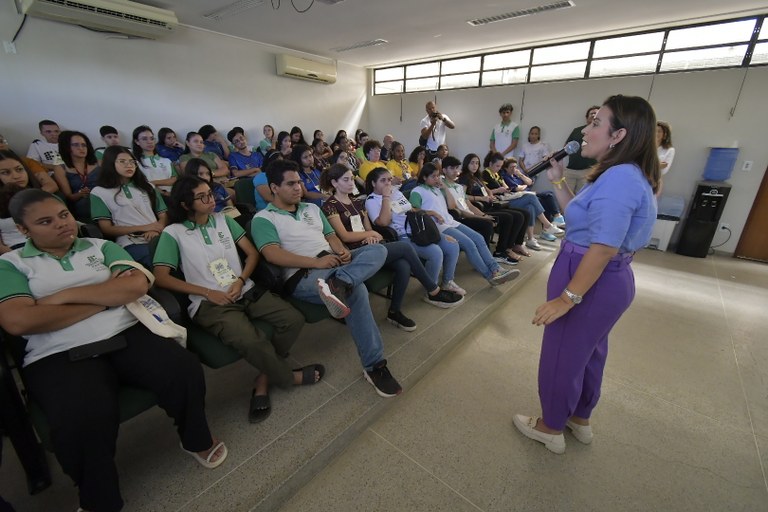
[513,95,660,454]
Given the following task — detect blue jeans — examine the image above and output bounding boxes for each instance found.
[124,243,152,268]
[536,191,560,221]
[291,244,387,371]
[403,233,459,285]
[508,194,545,226]
[383,241,438,313]
[443,224,500,279]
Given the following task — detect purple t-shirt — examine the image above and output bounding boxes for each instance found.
[564,163,656,253]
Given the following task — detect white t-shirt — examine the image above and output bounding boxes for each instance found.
[657,146,675,176]
[365,190,412,237]
[0,217,26,249]
[26,140,63,168]
[519,141,552,170]
[420,114,453,151]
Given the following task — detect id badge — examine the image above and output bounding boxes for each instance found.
[209,258,237,286]
[390,196,411,214]
[457,196,469,210]
[480,188,489,197]
[350,214,365,232]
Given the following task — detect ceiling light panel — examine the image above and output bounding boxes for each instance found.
[204,0,265,21]
[468,1,575,27]
[331,39,389,52]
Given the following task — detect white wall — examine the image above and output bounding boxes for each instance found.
[0,3,368,157]
[367,68,768,254]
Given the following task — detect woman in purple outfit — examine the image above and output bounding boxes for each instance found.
[513,95,660,454]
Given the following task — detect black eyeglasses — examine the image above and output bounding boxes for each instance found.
[193,191,214,204]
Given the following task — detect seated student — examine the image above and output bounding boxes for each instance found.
[94,125,121,162]
[500,157,564,228]
[227,128,263,179]
[459,153,532,258]
[482,152,563,251]
[52,130,101,221]
[0,150,47,253]
[153,176,321,423]
[380,134,394,162]
[410,163,519,286]
[133,125,177,196]
[358,139,389,182]
[156,127,186,164]
[365,167,465,296]
[354,132,369,162]
[312,129,333,160]
[290,126,308,146]
[258,124,276,157]
[198,125,230,161]
[90,146,167,268]
[179,132,230,181]
[330,148,363,194]
[312,138,330,171]
[1,133,58,193]
[442,156,524,266]
[251,160,402,398]
[0,189,227,512]
[432,144,449,167]
[330,130,348,153]
[407,145,427,178]
[385,141,413,184]
[320,164,463,330]
[26,119,64,173]
[182,158,233,213]
[264,131,293,165]
[292,144,328,207]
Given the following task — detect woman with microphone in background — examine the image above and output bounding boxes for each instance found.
[513,95,659,454]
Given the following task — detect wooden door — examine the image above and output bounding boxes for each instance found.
[735,165,768,262]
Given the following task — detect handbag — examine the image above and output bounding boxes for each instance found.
[109,260,187,347]
[404,210,441,246]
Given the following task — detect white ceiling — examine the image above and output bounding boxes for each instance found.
[148,0,767,67]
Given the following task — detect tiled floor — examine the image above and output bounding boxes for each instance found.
[279,251,768,512]
[3,248,767,511]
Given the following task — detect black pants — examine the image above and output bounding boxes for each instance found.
[23,323,212,512]
[489,207,529,248]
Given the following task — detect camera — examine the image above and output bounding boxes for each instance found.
[430,111,441,119]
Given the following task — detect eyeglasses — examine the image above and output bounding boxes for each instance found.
[70,143,88,148]
[193,191,214,204]
[116,159,138,166]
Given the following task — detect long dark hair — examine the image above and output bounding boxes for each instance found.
[58,131,97,168]
[183,131,201,155]
[167,176,209,225]
[291,144,312,170]
[132,125,155,158]
[460,153,483,187]
[657,121,672,149]
[97,146,158,212]
[290,126,307,146]
[417,162,439,184]
[587,95,660,192]
[158,127,176,147]
[0,150,39,217]
[182,158,214,186]
[364,167,391,195]
[408,146,426,164]
[483,151,504,169]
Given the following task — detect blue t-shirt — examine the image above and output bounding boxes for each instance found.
[299,168,323,207]
[252,172,270,211]
[203,140,226,161]
[229,151,263,173]
[212,182,230,212]
[564,163,656,253]
[156,144,184,163]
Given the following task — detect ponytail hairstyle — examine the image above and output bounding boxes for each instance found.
[364,167,391,195]
[320,163,352,194]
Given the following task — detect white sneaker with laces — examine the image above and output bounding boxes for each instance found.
[525,238,542,251]
[442,280,467,295]
[544,224,565,237]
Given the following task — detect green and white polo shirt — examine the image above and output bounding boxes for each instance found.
[90,183,167,248]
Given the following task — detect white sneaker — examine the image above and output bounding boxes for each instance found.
[488,268,520,286]
[552,214,566,228]
[512,415,565,454]
[565,419,593,444]
[525,238,542,251]
[544,224,565,237]
[441,280,466,296]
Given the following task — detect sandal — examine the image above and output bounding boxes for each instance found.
[512,245,532,257]
[293,363,325,385]
[181,440,228,469]
[248,392,271,423]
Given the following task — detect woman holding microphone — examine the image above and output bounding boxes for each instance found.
[513,95,659,454]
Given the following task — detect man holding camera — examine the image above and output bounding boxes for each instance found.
[420,101,455,158]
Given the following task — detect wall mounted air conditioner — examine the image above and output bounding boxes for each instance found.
[276,54,337,84]
[18,0,178,39]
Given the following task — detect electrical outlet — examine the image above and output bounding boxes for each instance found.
[742,160,753,171]
[719,222,730,231]
[3,41,16,54]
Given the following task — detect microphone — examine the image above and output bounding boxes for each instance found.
[526,140,581,178]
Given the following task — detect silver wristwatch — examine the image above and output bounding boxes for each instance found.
[563,288,583,305]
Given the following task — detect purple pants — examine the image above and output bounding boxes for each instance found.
[538,240,635,430]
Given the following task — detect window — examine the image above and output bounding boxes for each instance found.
[373,14,768,95]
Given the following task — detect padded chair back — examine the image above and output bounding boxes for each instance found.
[234,178,257,209]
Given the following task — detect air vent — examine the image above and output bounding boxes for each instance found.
[468,1,574,26]
[331,39,388,53]
[203,0,264,21]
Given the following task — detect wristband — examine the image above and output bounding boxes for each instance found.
[550,177,566,189]
[237,276,245,284]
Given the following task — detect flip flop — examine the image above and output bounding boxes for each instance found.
[249,392,271,423]
[512,246,532,257]
[293,363,325,385]
[181,441,228,469]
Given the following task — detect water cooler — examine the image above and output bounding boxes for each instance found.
[676,181,731,258]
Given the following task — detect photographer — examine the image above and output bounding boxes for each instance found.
[419,101,455,159]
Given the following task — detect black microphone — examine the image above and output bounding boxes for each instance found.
[526,140,581,178]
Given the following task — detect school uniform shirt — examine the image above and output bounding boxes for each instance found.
[251,172,270,211]
[365,190,412,238]
[564,163,657,253]
[386,159,411,180]
[0,217,26,249]
[358,160,386,181]
[321,197,369,250]
[251,202,334,281]
[228,150,263,174]
[26,140,63,168]
[443,179,472,214]
[153,213,254,318]
[490,121,520,157]
[90,183,167,248]
[0,238,138,366]
[156,144,184,163]
[298,168,324,207]
[409,184,461,232]
[139,155,176,192]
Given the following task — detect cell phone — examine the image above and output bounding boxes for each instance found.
[68,335,127,361]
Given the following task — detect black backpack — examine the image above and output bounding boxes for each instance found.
[405,210,441,246]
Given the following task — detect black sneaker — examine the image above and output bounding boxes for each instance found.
[387,310,417,332]
[493,252,519,266]
[422,289,464,308]
[364,359,402,398]
[317,277,351,319]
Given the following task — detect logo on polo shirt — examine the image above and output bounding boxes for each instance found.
[302,210,316,226]
[85,255,107,272]
[217,231,233,250]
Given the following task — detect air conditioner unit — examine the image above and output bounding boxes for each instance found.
[276,54,337,84]
[18,0,178,39]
